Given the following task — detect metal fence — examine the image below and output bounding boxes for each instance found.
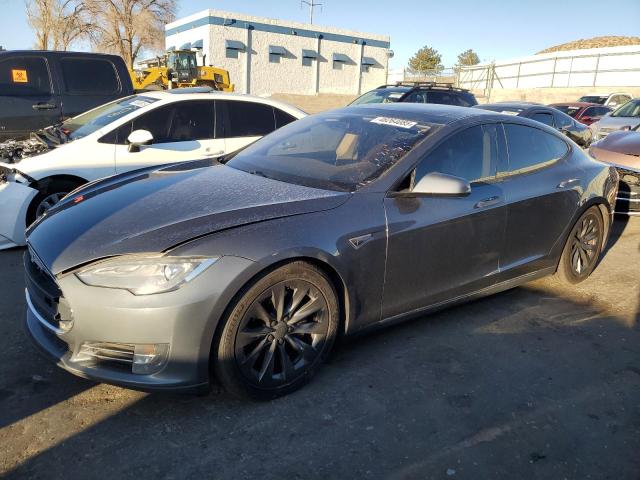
[458,48,640,99]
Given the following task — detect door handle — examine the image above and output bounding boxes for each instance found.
[557,178,579,189]
[32,103,57,110]
[474,196,501,209]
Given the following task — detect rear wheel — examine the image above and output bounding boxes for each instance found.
[26,179,83,226]
[555,206,604,284]
[213,262,339,400]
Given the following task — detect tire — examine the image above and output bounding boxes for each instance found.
[213,261,339,400]
[26,179,83,226]
[555,206,605,284]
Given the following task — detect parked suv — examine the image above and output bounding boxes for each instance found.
[0,50,134,141]
[577,93,632,109]
[350,82,478,107]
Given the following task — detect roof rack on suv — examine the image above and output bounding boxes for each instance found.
[375,81,469,92]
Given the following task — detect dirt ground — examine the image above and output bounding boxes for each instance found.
[0,217,638,480]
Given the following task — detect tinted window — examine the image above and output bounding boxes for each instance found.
[427,90,464,106]
[554,105,580,117]
[61,58,119,94]
[530,112,554,127]
[611,100,640,118]
[105,101,215,144]
[578,96,607,105]
[0,56,51,96]
[415,125,499,185]
[502,124,568,175]
[274,108,297,129]
[403,90,428,103]
[224,101,276,137]
[554,111,573,129]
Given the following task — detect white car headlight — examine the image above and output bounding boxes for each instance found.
[76,256,219,295]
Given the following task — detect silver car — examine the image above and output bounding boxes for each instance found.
[590,99,640,141]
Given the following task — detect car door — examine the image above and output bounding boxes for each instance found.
[382,123,507,319]
[498,123,577,276]
[217,100,281,154]
[57,57,124,120]
[0,54,61,140]
[114,100,223,173]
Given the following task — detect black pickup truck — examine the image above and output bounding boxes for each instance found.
[0,50,134,142]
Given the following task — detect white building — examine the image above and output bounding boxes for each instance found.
[165,9,391,96]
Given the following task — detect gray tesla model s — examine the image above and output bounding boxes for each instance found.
[24,104,618,399]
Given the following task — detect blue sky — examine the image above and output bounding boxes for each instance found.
[1,0,639,69]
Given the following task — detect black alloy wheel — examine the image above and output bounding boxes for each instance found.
[556,207,605,284]
[214,262,338,399]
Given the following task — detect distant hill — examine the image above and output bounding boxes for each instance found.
[537,36,640,54]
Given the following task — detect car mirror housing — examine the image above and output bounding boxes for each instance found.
[411,172,471,197]
[620,125,632,131]
[127,129,154,153]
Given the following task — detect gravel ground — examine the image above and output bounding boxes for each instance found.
[0,217,638,480]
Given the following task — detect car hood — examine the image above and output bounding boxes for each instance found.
[27,159,350,274]
[594,130,640,156]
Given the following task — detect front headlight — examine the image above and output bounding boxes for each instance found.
[76,256,219,295]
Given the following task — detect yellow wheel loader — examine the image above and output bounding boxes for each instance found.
[130,49,234,92]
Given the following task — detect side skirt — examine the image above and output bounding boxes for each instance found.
[356,266,556,335]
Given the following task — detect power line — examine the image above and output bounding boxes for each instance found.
[301,0,322,24]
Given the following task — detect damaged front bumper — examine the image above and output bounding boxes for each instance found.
[0,165,38,249]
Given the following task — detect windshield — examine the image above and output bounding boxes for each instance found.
[63,95,159,140]
[611,100,640,118]
[350,88,410,105]
[226,110,440,191]
[578,96,607,105]
[554,105,580,118]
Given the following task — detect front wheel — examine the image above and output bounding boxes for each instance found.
[26,179,82,226]
[213,261,339,400]
[555,206,605,284]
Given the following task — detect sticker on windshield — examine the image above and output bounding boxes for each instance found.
[370,116,417,129]
[388,93,404,99]
[130,99,153,108]
[11,69,28,83]
[500,110,520,116]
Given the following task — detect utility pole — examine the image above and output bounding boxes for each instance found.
[301,0,322,24]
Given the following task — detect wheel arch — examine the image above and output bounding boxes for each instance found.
[30,174,89,191]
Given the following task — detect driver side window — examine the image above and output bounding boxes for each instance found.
[413,124,499,188]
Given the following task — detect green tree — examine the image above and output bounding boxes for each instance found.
[408,45,443,74]
[457,49,480,66]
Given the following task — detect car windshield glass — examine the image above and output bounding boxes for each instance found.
[578,96,607,105]
[63,95,160,140]
[611,100,640,118]
[226,110,440,191]
[554,105,580,117]
[350,88,410,105]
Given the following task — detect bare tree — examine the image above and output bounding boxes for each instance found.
[25,0,90,50]
[86,0,176,68]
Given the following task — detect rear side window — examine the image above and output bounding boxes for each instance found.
[426,90,462,106]
[554,111,573,129]
[61,58,119,94]
[104,101,215,144]
[530,112,554,127]
[0,56,51,96]
[501,124,568,176]
[274,108,297,128]
[415,124,500,185]
[223,101,276,137]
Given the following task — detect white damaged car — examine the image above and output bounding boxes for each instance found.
[0,89,305,249]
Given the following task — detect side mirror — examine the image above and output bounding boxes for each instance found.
[620,125,632,131]
[127,129,153,152]
[412,172,471,196]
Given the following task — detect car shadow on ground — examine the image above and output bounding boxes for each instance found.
[2,274,639,479]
